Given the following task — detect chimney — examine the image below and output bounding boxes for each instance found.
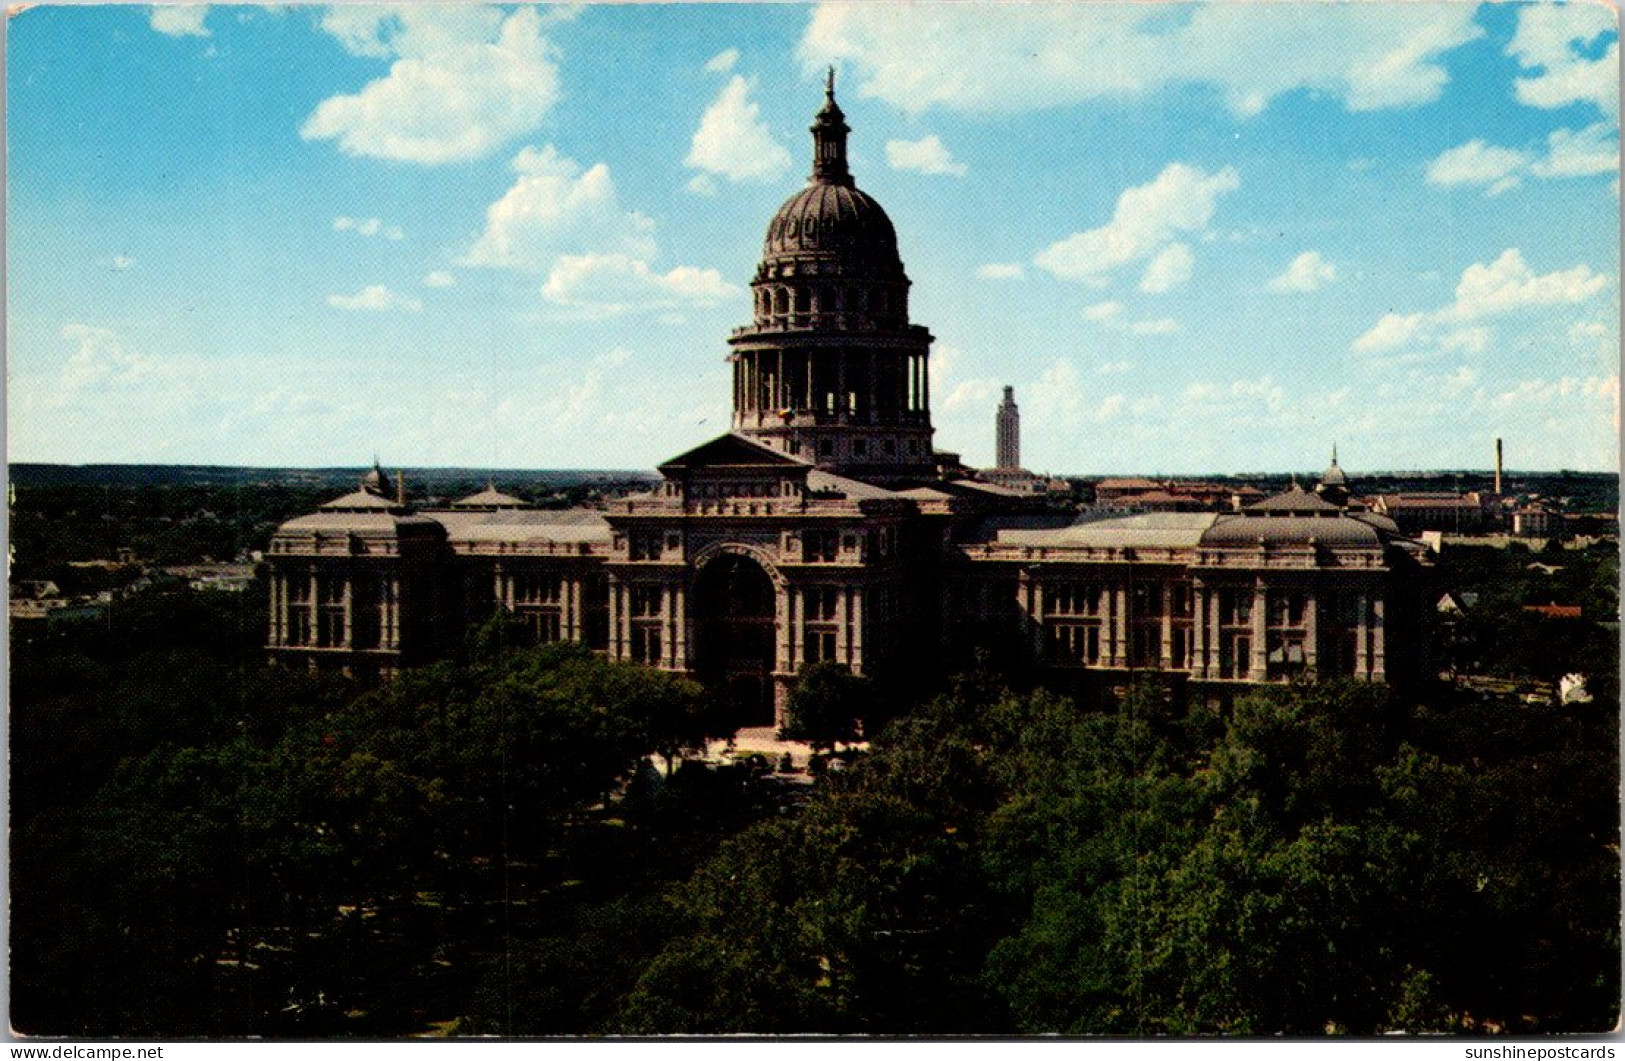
[1494,437,1503,495]
[396,470,406,505]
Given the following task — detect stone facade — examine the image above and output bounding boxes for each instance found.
[265,78,1432,721]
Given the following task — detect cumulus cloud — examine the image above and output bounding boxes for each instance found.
[686,75,792,183]
[1138,242,1194,293]
[327,285,422,312]
[976,263,1024,280]
[150,6,209,37]
[1427,124,1618,194]
[1082,299,1179,336]
[464,145,656,270]
[705,48,740,73]
[540,253,740,316]
[1035,163,1238,283]
[1352,248,1611,358]
[1506,2,1619,118]
[334,216,405,241]
[1532,122,1620,178]
[423,270,456,288]
[1267,250,1338,293]
[1426,140,1530,191]
[302,7,561,164]
[885,135,968,176]
[800,3,1481,117]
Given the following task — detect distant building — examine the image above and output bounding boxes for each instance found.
[1369,492,1487,535]
[1512,505,1556,538]
[264,76,1433,718]
[995,386,1020,471]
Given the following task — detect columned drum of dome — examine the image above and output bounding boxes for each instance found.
[728,72,936,483]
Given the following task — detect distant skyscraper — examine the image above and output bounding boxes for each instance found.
[995,386,1020,470]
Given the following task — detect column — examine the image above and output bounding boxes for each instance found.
[1249,582,1268,681]
[1031,579,1047,659]
[850,587,865,673]
[1191,583,1207,678]
[1354,591,1370,680]
[342,574,353,648]
[673,582,689,670]
[607,575,624,661]
[868,351,879,424]
[308,567,320,647]
[1303,590,1319,675]
[661,584,675,669]
[1370,596,1386,681]
[775,583,793,676]
[1111,584,1128,667]
[921,352,930,418]
[1159,582,1174,670]
[835,584,850,664]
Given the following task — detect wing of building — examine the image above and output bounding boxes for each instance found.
[265,77,1433,725]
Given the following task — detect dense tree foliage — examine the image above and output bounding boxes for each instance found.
[624,675,1618,1034]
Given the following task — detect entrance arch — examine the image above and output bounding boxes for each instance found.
[692,551,778,728]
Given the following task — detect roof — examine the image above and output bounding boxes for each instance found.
[806,470,904,501]
[1245,486,1343,514]
[278,511,442,535]
[659,433,809,473]
[320,489,403,512]
[437,509,611,545]
[997,512,1220,549]
[1524,602,1582,619]
[1201,513,1383,546]
[451,486,528,509]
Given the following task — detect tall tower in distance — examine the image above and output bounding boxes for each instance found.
[995,385,1021,470]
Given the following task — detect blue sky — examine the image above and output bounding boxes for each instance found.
[7,2,1619,474]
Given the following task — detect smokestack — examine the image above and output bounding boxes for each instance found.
[1495,437,1503,495]
[396,470,406,505]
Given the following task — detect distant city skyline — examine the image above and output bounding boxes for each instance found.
[7,3,1619,473]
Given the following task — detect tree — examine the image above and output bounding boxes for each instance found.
[779,661,872,752]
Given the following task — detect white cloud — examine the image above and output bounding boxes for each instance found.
[800,4,1481,117]
[1532,122,1620,178]
[1352,249,1612,359]
[1446,248,1609,320]
[110,255,135,271]
[1428,122,1620,194]
[1138,242,1194,293]
[327,285,422,312]
[464,145,656,270]
[1082,299,1178,336]
[150,6,209,37]
[57,323,159,393]
[705,48,740,73]
[334,216,405,241]
[1098,360,1134,375]
[1426,140,1530,188]
[1352,312,1426,353]
[686,75,792,183]
[540,253,740,316]
[1034,163,1239,282]
[1506,2,1619,118]
[1267,250,1338,293]
[976,263,1024,281]
[685,174,719,197]
[885,134,968,176]
[423,270,456,288]
[302,7,561,164]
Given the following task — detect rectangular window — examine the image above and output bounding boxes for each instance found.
[803,628,836,664]
[287,577,311,605]
[806,586,839,621]
[287,610,311,646]
[804,529,839,563]
[632,625,662,664]
[629,532,662,561]
[631,585,662,617]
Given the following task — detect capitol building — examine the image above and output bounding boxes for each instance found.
[265,78,1432,725]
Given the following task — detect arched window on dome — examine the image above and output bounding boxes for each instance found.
[794,287,809,315]
[774,287,788,317]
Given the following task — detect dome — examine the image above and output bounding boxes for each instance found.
[762,183,901,268]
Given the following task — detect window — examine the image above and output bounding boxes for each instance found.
[804,529,839,563]
[631,585,662,617]
[806,586,839,621]
[632,626,662,664]
[287,578,311,605]
[853,439,868,457]
[1049,623,1098,664]
[804,628,836,664]
[818,439,834,457]
[286,610,311,646]
[515,573,561,605]
[629,532,662,561]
